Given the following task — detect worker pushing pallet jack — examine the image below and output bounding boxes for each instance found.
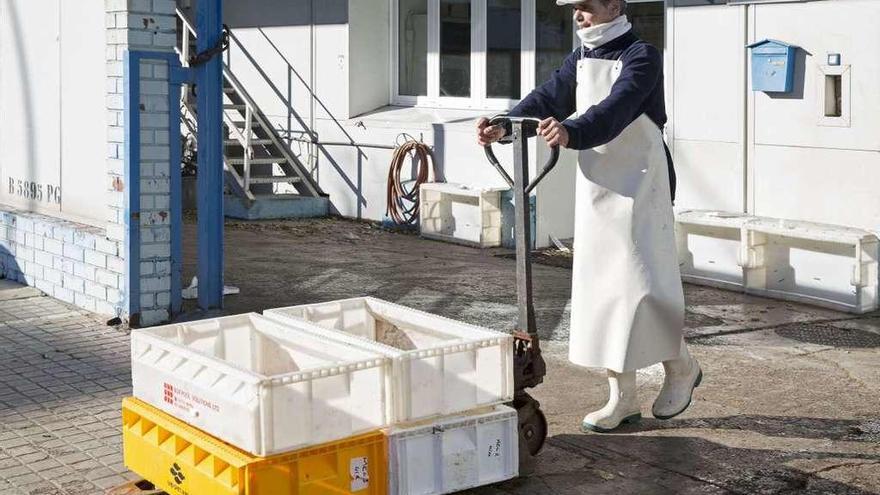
[478,0,702,451]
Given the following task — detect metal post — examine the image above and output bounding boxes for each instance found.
[511,123,536,335]
[123,52,142,323]
[195,0,224,310]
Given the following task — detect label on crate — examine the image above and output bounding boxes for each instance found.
[487,438,503,457]
[350,456,370,491]
[163,382,221,414]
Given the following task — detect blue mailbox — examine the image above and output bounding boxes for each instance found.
[748,39,797,93]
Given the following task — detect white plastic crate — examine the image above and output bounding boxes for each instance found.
[387,405,519,495]
[675,209,750,290]
[419,182,506,247]
[130,313,391,456]
[264,297,514,423]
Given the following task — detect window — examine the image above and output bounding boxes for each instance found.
[394,0,574,109]
[628,1,664,51]
[394,0,664,109]
[398,0,428,96]
[818,65,850,127]
[486,0,522,99]
[440,0,472,97]
[535,0,571,91]
[824,75,842,117]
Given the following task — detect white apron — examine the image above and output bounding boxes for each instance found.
[568,55,685,373]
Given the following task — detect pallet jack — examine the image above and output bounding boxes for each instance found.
[483,116,561,462]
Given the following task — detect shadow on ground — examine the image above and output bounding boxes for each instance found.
[466,427,880,495]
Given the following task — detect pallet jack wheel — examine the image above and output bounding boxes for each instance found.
[515,393,548,457]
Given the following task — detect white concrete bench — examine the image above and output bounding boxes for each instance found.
[675,210,752,290]
[676,210,879,314]
[419,183,506,248]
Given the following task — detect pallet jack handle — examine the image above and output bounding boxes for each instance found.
[483,116,561,195]
[481,115,560,459]
[482,115,560,338]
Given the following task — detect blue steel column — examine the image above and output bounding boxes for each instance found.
[195,0,224,309]
[123,52,142,322]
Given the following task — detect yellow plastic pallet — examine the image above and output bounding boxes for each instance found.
[122,397,387,495]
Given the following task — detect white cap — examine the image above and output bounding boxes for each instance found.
[556,0,626,5]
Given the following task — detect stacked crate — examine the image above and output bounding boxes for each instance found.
[125,313,392,494]
[125,301,518,494]
[265,297,519,495]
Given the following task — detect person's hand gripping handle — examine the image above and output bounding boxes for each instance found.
[536,117,569,148]
[476,117,507,147]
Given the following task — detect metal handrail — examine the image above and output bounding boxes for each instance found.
[176,9,254,200]
[179,97,254,201]
[176,8,322,198]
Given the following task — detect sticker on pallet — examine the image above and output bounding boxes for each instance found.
[130,313,391,456]
[264,297,515,423]
[121,397,387,495]
[387,405,519,495]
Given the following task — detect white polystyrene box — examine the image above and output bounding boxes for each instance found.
[419,182,506,248]
[387,405,519,495]
[264,297,515,423]
[130,313,391,456]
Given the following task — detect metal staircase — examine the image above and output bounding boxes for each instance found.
[176,10,328,219]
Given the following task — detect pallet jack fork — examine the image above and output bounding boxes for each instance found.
[483,116,561,461]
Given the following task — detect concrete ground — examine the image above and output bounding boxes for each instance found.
[0,217,877,494]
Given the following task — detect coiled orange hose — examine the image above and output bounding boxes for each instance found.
[386,141,436,225]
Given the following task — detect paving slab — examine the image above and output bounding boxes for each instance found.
[0,217,877,494]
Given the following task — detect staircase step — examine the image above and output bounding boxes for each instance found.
[223,104,247,111]
[223,87,235,94]
[227,157,287,165]
[224,139,274,146]
[248,176,303,184]
[230,121,261,128]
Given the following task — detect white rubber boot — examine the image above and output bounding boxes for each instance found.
[581,370,641,433]
[652,339,702,420]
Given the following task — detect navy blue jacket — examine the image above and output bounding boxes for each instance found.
[509,30,675,199]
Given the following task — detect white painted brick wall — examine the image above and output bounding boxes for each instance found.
[106,0,177,327]
[0,208,124,317]
[0,0,182,325]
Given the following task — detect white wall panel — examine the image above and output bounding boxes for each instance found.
[535,145,576,247]
[0,0,106,225]
[753,0,880,152]
[348,0,390,117]
[753,145,880,230]
[671,5,743,143]
[60,0,106,223]
[0,0,62,214]
[673,140,743,212]
[313,21,350,120]
[669,4,746,214]
[226,26,314,134]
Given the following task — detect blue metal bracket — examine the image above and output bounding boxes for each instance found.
[171,66,195,86]
[124,50,187,323]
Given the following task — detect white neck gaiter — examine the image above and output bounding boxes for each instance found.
[576,15,632,50]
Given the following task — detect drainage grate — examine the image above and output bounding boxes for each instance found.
[775,323,880,348]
